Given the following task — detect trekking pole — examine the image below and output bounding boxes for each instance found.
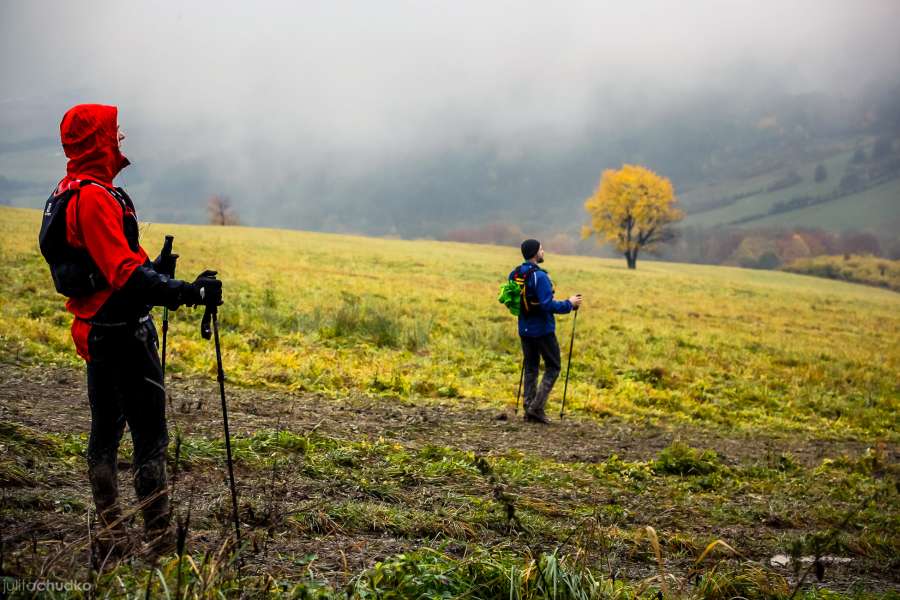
[160,235,174,379]
[559,307,579,420]
[514,358,525,415]
[201,304,242,565]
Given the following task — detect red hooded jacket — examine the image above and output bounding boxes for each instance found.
[57,104,149,361]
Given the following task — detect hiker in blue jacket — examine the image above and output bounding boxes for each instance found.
[511,239,582,424]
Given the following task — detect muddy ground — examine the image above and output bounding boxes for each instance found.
[1,363,896,594]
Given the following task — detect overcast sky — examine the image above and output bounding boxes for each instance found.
[2,0,899,227]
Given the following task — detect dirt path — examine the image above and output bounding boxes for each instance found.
[0,364,875,468]
[1,363,894,592]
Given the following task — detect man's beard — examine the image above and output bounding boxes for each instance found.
[537,256,544,263]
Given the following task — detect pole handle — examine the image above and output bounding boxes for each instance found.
[161,235,174,258]
[160,235,178,279]
[200,306,214,340]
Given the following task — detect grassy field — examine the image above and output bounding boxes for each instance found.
[1,205,898,598]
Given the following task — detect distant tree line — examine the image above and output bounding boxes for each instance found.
[443,220,899,272]
[686,167,808,217]
[443,223,597,257]
[688,187,766,215]
[686,135,899,223]
[765,170,803,193]
[445,223,525,246]
[732,142,900,225]
[662,226,898,269]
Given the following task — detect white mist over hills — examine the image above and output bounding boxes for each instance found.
[2,1,899,236]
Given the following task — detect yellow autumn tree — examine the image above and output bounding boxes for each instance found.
[583,164,683,269]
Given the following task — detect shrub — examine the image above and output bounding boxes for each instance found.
[328,294,399,347]
[814,163,827,182]
[653,442,721,476]
[784,255,900,292]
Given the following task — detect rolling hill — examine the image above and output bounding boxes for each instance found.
[680,140,900,235]
[3,83,899,243]
[1,206,898,597]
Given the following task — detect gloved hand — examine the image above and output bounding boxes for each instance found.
[153,248,179,278]
[183,270,223,307]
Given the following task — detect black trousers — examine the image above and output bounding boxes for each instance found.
[86,317,169,531]
[520,333,561,416]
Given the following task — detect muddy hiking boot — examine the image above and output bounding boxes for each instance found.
[135,458,176,558]
[141,494,176,558]
[89,463,133,562]
[143,525,177,558]
[93,506,134,562]
[524,411,551,425]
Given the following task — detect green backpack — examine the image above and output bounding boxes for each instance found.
[498,265,539,316]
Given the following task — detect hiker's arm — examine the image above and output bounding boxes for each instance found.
[75,187,146,289]
[122,267,220,309]
[77,188,215,309]
[535,272,572,314]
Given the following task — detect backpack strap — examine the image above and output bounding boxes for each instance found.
[65,180,127,246]
[519,264,542,313]
[81,181,141,252]
[79,180,128,209]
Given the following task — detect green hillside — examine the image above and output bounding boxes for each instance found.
[1,206,898,597]
[749,176,900,232]
[680,135,900,235]
[681,148,861,228]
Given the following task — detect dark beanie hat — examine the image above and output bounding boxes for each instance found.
[521,239,541,260]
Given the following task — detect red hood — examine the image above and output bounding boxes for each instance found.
[60,104,129,185]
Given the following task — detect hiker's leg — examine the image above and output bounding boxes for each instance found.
[531,333,562,417]
[520,335,541,411]
[86,338,128,546]
[122,320,170,541]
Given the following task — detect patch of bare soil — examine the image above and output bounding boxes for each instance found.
[1,363,895,593]
[0,364,876,468]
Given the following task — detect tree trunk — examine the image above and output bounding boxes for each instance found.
[625,251,637,269]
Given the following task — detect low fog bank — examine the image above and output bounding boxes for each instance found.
[2,1,899,241]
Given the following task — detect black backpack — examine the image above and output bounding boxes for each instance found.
[38,180,111,297]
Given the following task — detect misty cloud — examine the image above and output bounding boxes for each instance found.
[2,0,899,231]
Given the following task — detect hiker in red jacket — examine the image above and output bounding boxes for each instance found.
[50,104,222,557]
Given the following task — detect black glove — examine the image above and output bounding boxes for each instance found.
[123,262,185,310]
[123,263,222,310]
[152,251,179,278]
[183,270,223,307]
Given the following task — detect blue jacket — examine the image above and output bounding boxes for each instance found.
[510,262,573,337]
